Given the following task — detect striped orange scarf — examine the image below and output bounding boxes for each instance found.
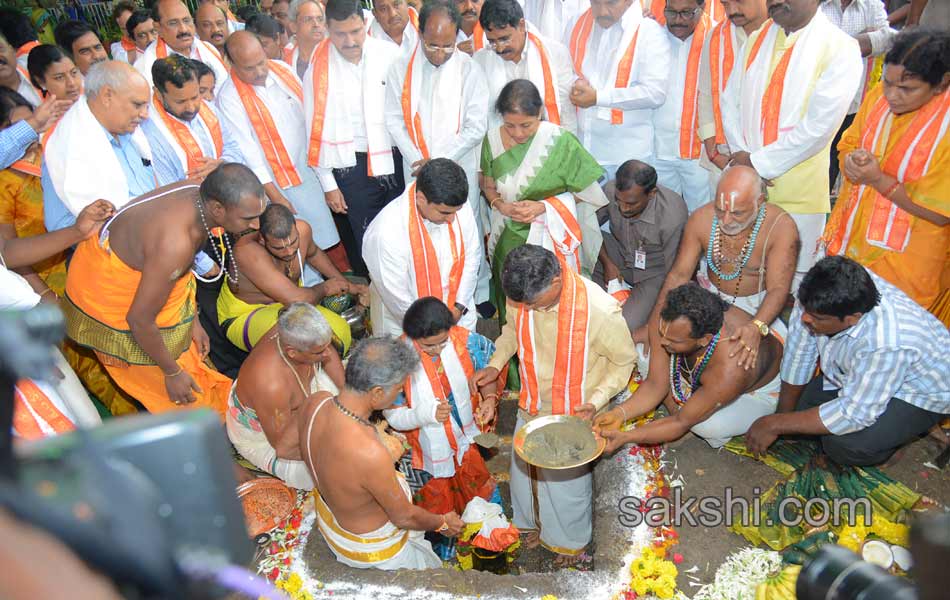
[678,14,710,159]
[569,8,640,125]
[151,96,223,172]
[407,182,466,309]
[708,19,734,144]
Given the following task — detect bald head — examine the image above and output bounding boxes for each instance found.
[714,166,767,236]
[226,30,270,86]
[154,0,196,53]
[85,60,150,136]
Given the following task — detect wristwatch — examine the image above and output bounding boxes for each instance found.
[436,515,449,533]
[454,302,469,317]
[752,319,770,337]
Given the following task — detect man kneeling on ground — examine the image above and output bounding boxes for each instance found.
[227,302,344,489]
[746,257,950,466]
[596,283,783,450]
[299,336,464,570]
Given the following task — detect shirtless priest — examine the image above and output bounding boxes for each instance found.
[217,203,365,355]
[595,283,782,451]
[299,337,464,570]
[228,303,344,489]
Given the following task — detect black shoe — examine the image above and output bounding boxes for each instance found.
[476,301,497,320]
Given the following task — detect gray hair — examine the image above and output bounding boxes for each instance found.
[84,60,145,99]
[501,244,561,303]
[277,302,333,349]
[344,336,419,393]
[289,0,322,22]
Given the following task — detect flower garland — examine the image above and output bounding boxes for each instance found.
[257,490,320,599]
[669,331,721,406]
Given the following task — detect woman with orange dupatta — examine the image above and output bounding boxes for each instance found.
[824,28,950,326]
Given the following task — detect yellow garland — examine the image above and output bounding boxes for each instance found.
[629,547,679,599]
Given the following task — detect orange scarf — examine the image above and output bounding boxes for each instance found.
[743,20,794,146]
[652,0,724,26]
[827,89,950,254]
[151,96,223,171]
[120,36,137,52]
[16,40,40,59]
[472,22,485,51]
[156,37,224,63]
[526,32,560,126]
[306,39,332,170]
[679,14,709,159]
[10,144,42,178]
[569,9,640,125]
[403,326,473,470]
[708,19,734,144]
[407,182,465,309]
[401,46,430,159]
[231,62,303,188]
[409,6,419,30]
[517,267,589,416]
[13,379,74,439]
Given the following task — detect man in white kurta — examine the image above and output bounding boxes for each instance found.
[721,1,862,287]
[369,0,419,58]
[697,0,768,181]
[363,159,481,336]
[472,244,636,563]
[454,0,489,54]
[304,0,404,278]
[652,0,713,213]
[135,0,230,95]
[385,2,491,307]
[564,0,670,181]
[522,0,585,40]
[284,0,326,78]
[473,0,577,134]
[217,31,339,279]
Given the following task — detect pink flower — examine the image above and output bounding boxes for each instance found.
[673,553,684,564]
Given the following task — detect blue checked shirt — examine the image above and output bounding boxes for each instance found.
[0,120,38,170]
[781,270,950,435]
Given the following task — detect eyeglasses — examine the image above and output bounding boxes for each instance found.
[299,15,325,25]
[423,42,456,54]
[663,6,701,20]
[164,17,194,28]
[488,33,514,48]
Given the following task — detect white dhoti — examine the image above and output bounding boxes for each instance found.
[689,370,780,448]
[509,412,592,555]
[653,157,713,214]
[695,261,789,341]
[787,212,826,292]
[314,475,441,570]
[281,169,340,250]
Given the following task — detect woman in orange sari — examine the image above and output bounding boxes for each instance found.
[825,28,950,325]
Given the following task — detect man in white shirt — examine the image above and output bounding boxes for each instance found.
[125,11,160,66]
[455,0,489,54]
[363,159,481,335]
[140,55,243,186]
[135,0,229,95]
[698,0,769,179]
[304,0,405,277]
[722,0,863,288]
[284,0,327,78]
[652,0,712,212]
[218,31,340,281]
[370,0,420,57]
[564,0,670,181]
[195,1,229,57]
[474,0,578,134]
[54,20,109,76]
[386,0,492,311]
[0,35,40,107]
[821,0,896,192]
[109,1,137,65]
[522,0,585,39]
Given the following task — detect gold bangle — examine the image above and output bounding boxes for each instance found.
[39,288,56,298]
[490,197,501,210]
[164,366,184,378]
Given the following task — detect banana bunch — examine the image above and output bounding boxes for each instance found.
[754,564,801,600]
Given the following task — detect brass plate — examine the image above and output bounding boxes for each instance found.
[513,415,606,470]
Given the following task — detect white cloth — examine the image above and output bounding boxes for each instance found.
[363,187,481,335]
[721,10,863,182]
[472,26,577,135]
[111,41,130,64]
[43,96,152,215]
[522,0,586,40]
[789,212,826,281]
[509,412,592,553]
[368,16,418,58]
[0,267,40,310]
[563,7,670,170]
[305,37,399,192]
[16,67,41,107]
[383,339,481,478]
[527,193,583,273]
[695,260,789,341]
[820,0,896,113]
[461,496,511,539]
[144,99,221,175]
[455,28,489,49]
[135,38,229,95]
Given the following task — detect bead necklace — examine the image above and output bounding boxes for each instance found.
[333,396,374,428]
[705,203,766,281]
[195,200,240,287]
[275,334,313,397]
[669,330,721,406]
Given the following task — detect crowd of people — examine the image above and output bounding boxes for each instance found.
[1,0,949,573]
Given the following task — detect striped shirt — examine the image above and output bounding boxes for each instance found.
[781,270,950,435]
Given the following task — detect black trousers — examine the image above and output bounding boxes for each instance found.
[829,112,857,195]
[331,149,405,277]
[797,375,944,466]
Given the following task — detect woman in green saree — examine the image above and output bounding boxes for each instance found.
[479,80,607,324]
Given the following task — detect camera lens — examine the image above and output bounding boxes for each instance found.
[797,545,917,600]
